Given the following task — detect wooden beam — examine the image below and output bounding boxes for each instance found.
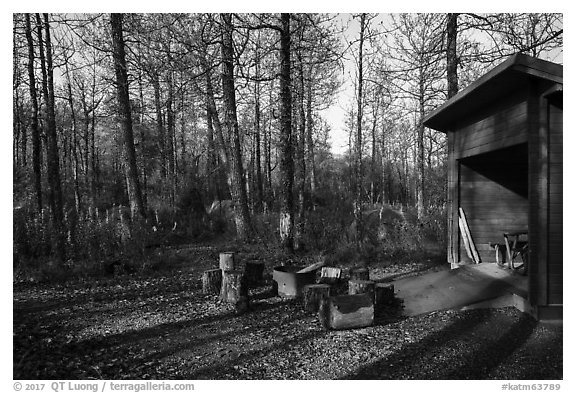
[447,132,458,267]
[458,214,473,260]
[459,207,481,263]
[527,78,549,306]
[297,260,325,274]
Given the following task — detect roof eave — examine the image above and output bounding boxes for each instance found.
[423,54,563,132]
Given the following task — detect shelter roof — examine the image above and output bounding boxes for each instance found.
[423,53,562,132]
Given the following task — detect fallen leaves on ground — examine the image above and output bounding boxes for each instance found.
[13,245,562,380]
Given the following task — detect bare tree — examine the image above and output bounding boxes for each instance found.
[220,13,253,240]
[487,13,562,59]
[110,13,146,219]
[278,13,294,251]
[389,13,446,218]
[63,53,82,213]
[253,30,264,213]
[353,13,367,244]
[24,13,42,213]
[39,14,64,227]
[446,13,459,98]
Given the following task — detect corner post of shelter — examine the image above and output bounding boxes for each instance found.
[527,77,550,312]
[446,131,459,268]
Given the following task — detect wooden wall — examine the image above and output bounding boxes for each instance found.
[451,88,530,264]
[454,88,528,160]
[547,99,563,305]
[459,144,529,263]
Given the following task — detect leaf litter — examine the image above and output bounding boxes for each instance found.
[14,244,562,380]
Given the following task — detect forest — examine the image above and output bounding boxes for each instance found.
[12,13,562,279]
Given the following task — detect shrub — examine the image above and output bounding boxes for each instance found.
[301,203,446,268]
[13,205,166,283]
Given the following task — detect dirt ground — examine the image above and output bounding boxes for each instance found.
[13,245,562,380]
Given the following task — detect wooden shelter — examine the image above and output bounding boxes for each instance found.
[423,54,563,320]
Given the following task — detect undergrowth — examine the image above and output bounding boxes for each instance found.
[12,202,218,283]
[13,200,446,283]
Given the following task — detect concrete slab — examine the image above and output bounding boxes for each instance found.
[393,263,528,316]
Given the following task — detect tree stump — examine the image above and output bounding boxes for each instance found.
[374,283,394,309]
[219,252,236,273]
[220,270,249,314]
[348,279,375,298]
[244,261,265,288]
[303,284,331,312]
[349,267,369,281]
[202,268,222,295]
[318,294,374,330]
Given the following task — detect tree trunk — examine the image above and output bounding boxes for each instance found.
[166,68,176,207]
[13,89,21,168]
[247,129,254,210]
[25,13,42,213]
[110,13,146,219]
[220,13,253,240]
[138,64,148,210]
[446,13,459,99]
[202,53,227,202]
[294,50,307,250]
[250,29,264,212]
[203,54,229,165]
[354,13,366,246]
[14,88,26,168]
[90,63,99,205]
[79,87,90,197]
[305,77,316,208]
[65,62,81,214]
[206,90,218,202]
[278,13,294,251]
[254,66,264,212]
[39,14,64,228]
[263,80,273,209]
[417,71,426,219]
[38,13,65,261]
[179,78,187,176]
[13,33,24,168]
[370,99,379,204]
[152,73,166,180]
[380,125,387,204]
[264,121,272,209]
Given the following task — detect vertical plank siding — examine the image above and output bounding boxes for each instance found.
[527,81,547,305]
[547,101,563,304]
[459,160,529,262]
